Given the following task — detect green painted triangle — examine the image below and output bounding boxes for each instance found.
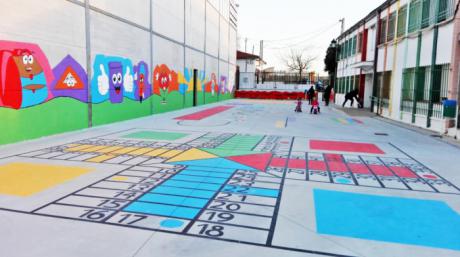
[200,148,265,158]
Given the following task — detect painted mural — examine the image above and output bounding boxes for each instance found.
[0,39,234,145]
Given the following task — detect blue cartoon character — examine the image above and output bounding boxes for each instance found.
[93,55,134,104]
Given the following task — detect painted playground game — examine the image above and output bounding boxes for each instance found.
[0,100,459,257]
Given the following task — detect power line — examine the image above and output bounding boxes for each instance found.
[264,23,339,50]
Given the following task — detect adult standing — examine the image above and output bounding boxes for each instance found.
[307,86,315,105]
[323,85,332,106]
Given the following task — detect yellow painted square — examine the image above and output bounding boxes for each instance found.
[143,149,167,157]
[65,144,94,152]
[160,150,183,158]
[86,155,115,163]
[128,148,155,156]
[0,162,92,197]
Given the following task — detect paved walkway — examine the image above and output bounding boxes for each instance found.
[0,99,459,257]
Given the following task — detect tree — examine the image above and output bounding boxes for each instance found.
[324,40,338,88]
[282,49,316,83]
[324,41,337,75]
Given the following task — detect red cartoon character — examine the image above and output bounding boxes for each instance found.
[0,46,50,109]
[153,64,178,104]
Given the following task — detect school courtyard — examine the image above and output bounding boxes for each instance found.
[0,99,459,257]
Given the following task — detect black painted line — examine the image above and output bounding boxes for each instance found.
[389,143,460,192]
[0,205,357,257]
[182,170,237,234]
[265,137,294,246]
[322,153,334,183]
[305,152,310,181]
[394,158,439,192]
[376,157,412,190]
[195,219,271,231]
[340,155,360,186]
[358,155,386,188]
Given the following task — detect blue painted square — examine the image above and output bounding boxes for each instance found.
[138,193,208,208]
[124,202,200,219]
[180,170,231,179]
[151,186,215,199]
[172,174,227,184]
[314,189,460,251]
[163,180,221,191]
[222,185,279,198]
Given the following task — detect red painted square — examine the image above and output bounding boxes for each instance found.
[369,165,393,176]
[324,154,343,162]
[175,106,233,120]
[309,160,327,171]
[310,140,385,154]
[348,163,371,174]
[270,158,287,168]
[288,159,307,169]
[390,166,418,178]
[327,162,348,172]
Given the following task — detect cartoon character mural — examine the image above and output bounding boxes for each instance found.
[153,64,178,104]
[50,55,88,102]
[0,40,53,109]
[204,73,218,96]
[219,75,228,95]
[91,55,135,104]
[133,61,152,103]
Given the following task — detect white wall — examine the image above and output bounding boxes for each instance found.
[90,0,150,28]
[153,0,185,43]
[0,0,87,67]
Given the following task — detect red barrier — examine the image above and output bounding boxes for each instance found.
[235,90,306,100]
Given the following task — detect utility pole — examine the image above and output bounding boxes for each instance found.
[339,18,345,34]
[259,40,264,61]
[245,37,248,52]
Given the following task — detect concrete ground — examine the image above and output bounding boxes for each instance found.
[0,99,459,257]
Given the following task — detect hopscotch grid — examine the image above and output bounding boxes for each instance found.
[2,130,459,257]
[358,155,386,188]
[181,168,240,234]
[376,157,412,190]
[322,153,334,183]
[390,143,460,192]
[340,155,360,186]
[265,136,294,246]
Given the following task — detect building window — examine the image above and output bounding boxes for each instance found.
[421,0,432,28]
[437,0,450,22]
[431,64,450,102]
[382,71,392,99]
[397,6,408,37]
[387,12,397,41]
[402,68,416,101]
[408,0,422,33]
[379,18,387,44]
[357,32,363,53]
[352,35,357,55]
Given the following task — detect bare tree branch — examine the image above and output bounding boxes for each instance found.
[281,49,316,80]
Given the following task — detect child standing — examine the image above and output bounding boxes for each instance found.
[295,97,303,112]
[310,97,320,114]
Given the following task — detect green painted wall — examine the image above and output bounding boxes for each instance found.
[1,91,233,145]
[0,98,88,145]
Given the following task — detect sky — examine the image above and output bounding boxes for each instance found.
[237,0,385,74]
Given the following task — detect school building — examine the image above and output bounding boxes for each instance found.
[335,0,460,137]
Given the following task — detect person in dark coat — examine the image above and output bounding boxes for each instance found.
[323,85,332,106]
[342,89,361,107]
[307,86,315,105]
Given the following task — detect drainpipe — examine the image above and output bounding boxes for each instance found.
[448,1,460,132]
[412,32,422,123]
[371,10,382,113]
[427,25,439,128]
